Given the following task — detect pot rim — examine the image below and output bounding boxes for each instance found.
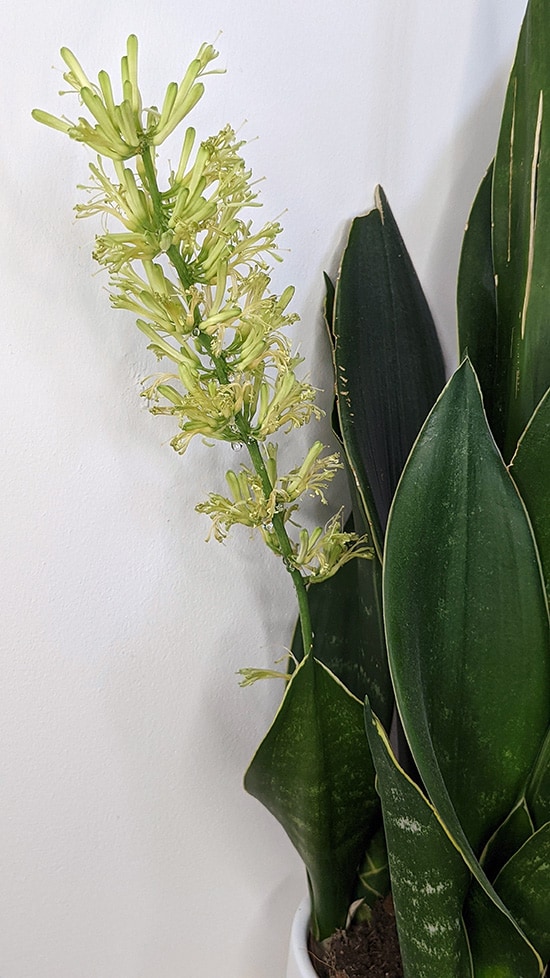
[287,895,315,978]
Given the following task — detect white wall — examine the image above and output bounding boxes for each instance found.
[0,2,527,976]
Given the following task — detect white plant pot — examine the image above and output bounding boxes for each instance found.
[286,896,316,978]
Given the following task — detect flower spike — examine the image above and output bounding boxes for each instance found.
[33,35,370,592]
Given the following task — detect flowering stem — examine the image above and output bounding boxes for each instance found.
[139,142,313,658]
[140,145,193,288]
[246,439,313,657]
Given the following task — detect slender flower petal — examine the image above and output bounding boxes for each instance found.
[30,109,72,134]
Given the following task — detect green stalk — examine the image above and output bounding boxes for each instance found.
[140,145,193,288]
[246,438,313,657]
[139,143,313,657]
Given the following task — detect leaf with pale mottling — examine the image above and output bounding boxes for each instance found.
[244,655,380,941]
[384,360,550,860]
[364,706,472,978]
[526,727,550,829]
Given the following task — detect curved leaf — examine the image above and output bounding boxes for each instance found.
[354,825,390,913]
[481,800,534,881]
[510,386,550,599]
[463,881,543,978]
[494,821,550,960]
[384,359,550,857]
[244,655,380,941]
[526,726,550,829]
[332,186,445,554]
[292,274,394,727]
[365,707,472,978]
[366,707,543,977]
[492,0,550,459]
[457,162,499,436]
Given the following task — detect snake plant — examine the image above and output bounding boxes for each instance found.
[250,0,550,971]
[33,0,550,974]
[324,0,550,971]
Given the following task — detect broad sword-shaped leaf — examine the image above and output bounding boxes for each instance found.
[365,707,473,978]
[463,881,543,978]
[510,386,550,599]
[490,0,550,459]
[332,186,445,556]
[384,359,550,862]
[493,822,550,960]
[244,655,380,941]
[291,272,394,726]
[457,163,499,432]
[509,388,550,830]
[366,709,544,976]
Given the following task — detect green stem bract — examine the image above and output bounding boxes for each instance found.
[138,140,313,657]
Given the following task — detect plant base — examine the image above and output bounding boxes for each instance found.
[287,895,403,978]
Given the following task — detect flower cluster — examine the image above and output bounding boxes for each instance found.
[33,37,371,586]
[32,36,219,159]
[197,441,342,536]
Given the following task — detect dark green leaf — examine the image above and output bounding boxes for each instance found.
[481,800,534,881]
[322,272,343,442]
[384,359,550,857]
[510,386,550,600]
[457,162,500,437]
[291,270,394,729]
[492,0,550,459]
[291,549,392,725]
[463,880,543,978]
[526,726,550,830]
[353,825,390,913]
[323,271,335,338]
[332,186,445,554]
[494,821,550,960]
[365,707,472,978]
[366,707,543,977]
[244,655,380,941]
